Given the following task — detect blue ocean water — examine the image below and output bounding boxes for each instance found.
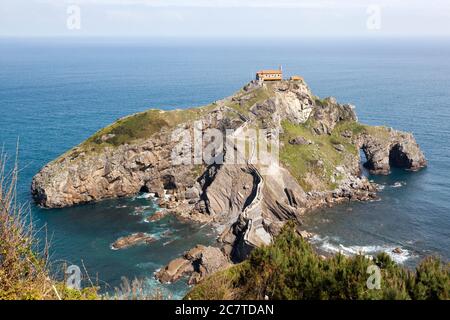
[1,38,449,296]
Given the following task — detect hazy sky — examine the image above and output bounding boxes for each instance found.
[1,0,450,38]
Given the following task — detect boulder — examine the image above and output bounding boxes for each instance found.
[155,258,194,283]
[334,144,345,152]
[156,245,230,284]
[341,130,352,138]
[289,136,312,145]
[392,247,403,254]
[185,186,200,200]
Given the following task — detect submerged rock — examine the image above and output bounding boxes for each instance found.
[145,209,169,223]
[111,232,155,250]
[392,247,403,254]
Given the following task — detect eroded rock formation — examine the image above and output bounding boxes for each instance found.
[155,245,230,284]
[359,129,427,175]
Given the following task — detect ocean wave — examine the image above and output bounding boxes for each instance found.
[390,181,406,188]
[135,261,160,270]
[310,235,413,264]
[163,239,176,246]
[131,205,153,215]
[135,192,155,199]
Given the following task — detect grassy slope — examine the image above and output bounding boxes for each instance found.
[186,222,450,300]
[74,105,216,155]
[60,84,273,161]
[279,120,364,191]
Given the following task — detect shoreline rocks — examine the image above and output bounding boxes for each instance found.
[155,245,230,285]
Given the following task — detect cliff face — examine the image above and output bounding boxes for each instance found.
[31,79,426,280]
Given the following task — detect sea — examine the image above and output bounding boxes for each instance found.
[1,37,449,298]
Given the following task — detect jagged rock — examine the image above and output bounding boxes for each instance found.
[101,133,116,142]
[359,129,427,175]
[341,130,352,138]
[156,257,193,283]
[311,101,357,135]
[298,230,314,239]
[334,144,345,152]
[202,164,254,220]
[145,210,169,223]
[289,136,312,145]
[185,186,200,199]
[111,232,155,250]
[392,247,403,254]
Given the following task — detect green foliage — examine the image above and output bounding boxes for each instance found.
[332,120,367,137]
[54,284,99,300]
[185,266,244,300]
[187,222,449,300]
[66,105,216,157]
[412,257,450,300]
[314,96,328,107]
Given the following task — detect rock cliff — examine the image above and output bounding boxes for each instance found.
[31,79,426,282]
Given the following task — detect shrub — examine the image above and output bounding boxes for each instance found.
[187,221,449,300]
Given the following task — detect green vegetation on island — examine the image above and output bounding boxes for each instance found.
[280,120,362,191]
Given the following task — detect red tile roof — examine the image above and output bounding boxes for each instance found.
[256,70,282,74]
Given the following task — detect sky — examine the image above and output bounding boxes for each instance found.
[1,0,450,38]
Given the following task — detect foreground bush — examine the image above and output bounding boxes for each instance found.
[0,154,98,300]
[187,221,449,300]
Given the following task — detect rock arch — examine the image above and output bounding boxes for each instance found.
[359,131,426,175]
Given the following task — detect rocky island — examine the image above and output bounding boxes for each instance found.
[31,78,426,284]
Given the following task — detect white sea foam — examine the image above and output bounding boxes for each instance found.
[310,235,413,264]
[136,193,154,199]
[132,205,152,215]
[391,181,406,188]
[136,261,160,269]
[163,239,175,246]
